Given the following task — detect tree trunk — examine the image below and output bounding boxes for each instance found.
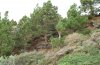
[44,34,48,44]
[58,31,61,39]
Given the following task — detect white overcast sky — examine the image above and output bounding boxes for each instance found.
[0,0,80,21]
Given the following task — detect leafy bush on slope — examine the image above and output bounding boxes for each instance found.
[58,52,100,65]
[50,37,65,48]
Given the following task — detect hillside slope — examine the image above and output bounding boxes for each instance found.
[0,29,100,65]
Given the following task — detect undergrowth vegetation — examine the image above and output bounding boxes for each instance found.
[50,37,65,48]
[0,52,45,65]
[58,45,100,65]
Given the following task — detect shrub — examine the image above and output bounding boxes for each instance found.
[0,55,15,65]
[66,4,88,33]
[38,58,50,65]
[78,28,91,34]
[50,37,64,48]
[15,52,44,65]
[57,53,100,65]
[81,46,100,55]
[0,51,45,65]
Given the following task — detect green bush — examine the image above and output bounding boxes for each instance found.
[0,55,15,65]
[50,37,64,48]
[66,4,88,33]
[78,28,91,35]
[15,52,44,65]
[58,53,100,65]
[58,45,100,65]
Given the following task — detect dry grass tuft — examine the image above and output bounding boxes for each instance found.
[64,33,86,46]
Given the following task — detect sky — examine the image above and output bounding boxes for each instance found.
[0,0,81,21]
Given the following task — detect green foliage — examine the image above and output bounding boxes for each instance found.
[0,11,15,56]
[56,19,66,30]
[0,56,15,65]
[30,6,44,37]
[80,0,94,16]
[10,19,17,26]
[56,20,66,32]
[50,37,64,48]
[30,0,59,35]
[56,19,66,39]
[0,52,44,65]
[0,1,60,56]
[78,28,91,34]
[80,0,100,16]
[30,1,60,43]
[16,16,33,49]
[66,4,88,32]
